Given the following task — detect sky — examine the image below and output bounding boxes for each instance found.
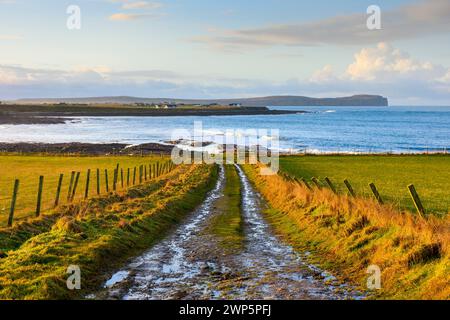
[0,0,450,105]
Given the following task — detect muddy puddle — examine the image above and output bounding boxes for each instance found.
[90,165,364,300]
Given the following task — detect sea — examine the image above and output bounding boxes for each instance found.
[1,106,450,154]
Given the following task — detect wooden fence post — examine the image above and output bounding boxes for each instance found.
[301,178,312,190]
[121,168,124,188]
[139,165,143,184]
[293,177,306,189]
[344,179,356,197]
[54,174,64,208]
[408,184,425,217]
[311,177,321,188]
[153,164,156,178]
[8,179,19,227]
[144,165,147,180]
[149,164,152,179]
[156,162,160,177]
[324,177,337,194]
[70,172,80,202]
[127,168,130,187]
[96,169,100,195]
[114,163,119,190]
[369,183,383,204]
[85,169,91,199]
[35,176,44,217]
[133,167,136,185]
[67,171,75,201]
[105,169,109,193]
[113,168,117,191]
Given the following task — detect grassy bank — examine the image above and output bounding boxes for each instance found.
[0,155,168,227]
[280,155,450,215]
[207,165,244,252]
[243,164,449,299]
[0,164,218,299]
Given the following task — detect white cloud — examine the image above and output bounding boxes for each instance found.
[108,1,163,21]
[435,70,450,94]
[345,42,438,81]
[309,65,335,83]
[1,43,450,105]
[109,13,160,21]
[192,0,450,51]
[122,1,162,10]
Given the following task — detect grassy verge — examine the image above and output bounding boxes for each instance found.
[0,164,218,299]
[207,165,244,252]
[0,155,168,227]
[243,164,449,300]
[280,154,450,215]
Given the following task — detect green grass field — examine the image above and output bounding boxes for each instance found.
[280,154,450,215]
[207,165,244,252]
[0,164,217,299]
[0,155,169,227]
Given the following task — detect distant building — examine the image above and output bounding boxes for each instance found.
[229,103,242,107]
[163,104,177,109]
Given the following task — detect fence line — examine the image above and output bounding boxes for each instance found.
[2,160,176,227]
[279,169,431,217]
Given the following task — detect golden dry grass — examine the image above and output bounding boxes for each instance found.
[280,154,450,215]
[243,164,450,299]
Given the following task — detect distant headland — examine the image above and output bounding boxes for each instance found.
[7,94,388,107]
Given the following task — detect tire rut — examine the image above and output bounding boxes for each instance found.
[90,165,363,300]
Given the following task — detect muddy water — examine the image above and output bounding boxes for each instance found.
[92,165,363,300]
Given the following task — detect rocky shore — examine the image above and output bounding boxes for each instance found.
[0,114,72,125]
[0,142,175,155]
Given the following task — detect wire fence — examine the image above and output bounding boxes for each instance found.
[0,160,175,228]
[278,170,444,217]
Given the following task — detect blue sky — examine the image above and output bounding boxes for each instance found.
[1,0,450,105]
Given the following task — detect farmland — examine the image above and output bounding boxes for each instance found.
[279,154,450,215]
[0,155,169,227]
[0,153,448,300]
[0,163,217,299]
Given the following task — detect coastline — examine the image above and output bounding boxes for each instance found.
[0,104,302,125]
[0,142,174,155]
[0,142,448,156]
[0,114,72,125]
